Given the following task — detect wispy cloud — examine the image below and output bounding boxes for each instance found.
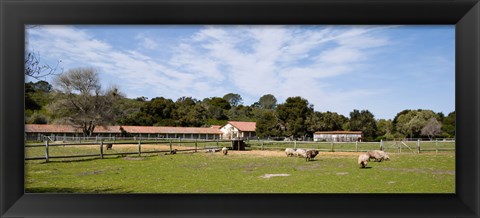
[27,25,454,119]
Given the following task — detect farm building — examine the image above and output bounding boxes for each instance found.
[25,124,223,141]
[313,131,363,142]
[220,121,256,139]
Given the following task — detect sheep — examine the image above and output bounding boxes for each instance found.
[367,150,390,162]
[358,153,369,168]
[294,148,307,158]
[285,148,296,157]
[305,150,319,161]
[222,147,228,155]
[105,143,113,150]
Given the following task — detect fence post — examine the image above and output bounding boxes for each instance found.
[417,139,420,154]
[331,142,334,152]
[138,141,142,157]
[100,141,104,159]
[356,141,358,152]
[216,138,219,147]
[45,140,49,163]
[195,139,198,152]
[294,141,297,149]
[435,139,438,153]
[169,140,173,153]
[261,141,264,150]
[380,140,384,151]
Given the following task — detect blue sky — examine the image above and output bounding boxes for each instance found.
[26,25,455,120]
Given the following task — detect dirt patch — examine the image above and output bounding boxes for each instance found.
[123,157,145,161]
[260,174,291,179]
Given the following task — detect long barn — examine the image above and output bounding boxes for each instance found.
[25,124,223,141]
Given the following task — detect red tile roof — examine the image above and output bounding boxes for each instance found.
[314,131,362,134]
[25,124,222,135]
[227,121,256,132]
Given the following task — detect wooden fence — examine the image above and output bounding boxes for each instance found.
[246,139,455,153]
[25,138,455,162]
[25,139,232,162]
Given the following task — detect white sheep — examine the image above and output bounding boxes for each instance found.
[221,147,228,155]
[358,153,369,168]
[294,148,307,158]
[285,148,296,157]
[367,150,390,162]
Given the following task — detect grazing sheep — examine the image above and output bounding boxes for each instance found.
[105,143,113,150]
[285,148,296,157]
[222,147,228,155]
[358,154,369,168]
[305,150,319,161]
[294,148,307,158]
[367,150,390,162]
[381,151,390,161]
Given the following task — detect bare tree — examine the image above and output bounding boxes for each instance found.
[48,67,122,136]
[25,26,62,80]
[421,117,442,139]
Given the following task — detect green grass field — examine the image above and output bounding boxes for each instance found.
[25,144,455,193]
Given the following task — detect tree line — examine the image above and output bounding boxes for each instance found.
[25,67,455,141]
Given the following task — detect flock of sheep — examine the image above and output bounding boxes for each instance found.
[108,143,389,168]
[285,148,320,161]
[285,147,390,168]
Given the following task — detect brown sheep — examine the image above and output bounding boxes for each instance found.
[305,150,319,161]
[105,143,113,150]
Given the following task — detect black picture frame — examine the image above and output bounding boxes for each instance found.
[1,0,479,217]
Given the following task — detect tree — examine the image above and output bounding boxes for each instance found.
[25,26,62,80]
[256,110,282,138]
[202,97,231,120]
[394,109,436,138]
[376,119,394,140]
[174,97,207,127]
[306,111,347,133]
[348,109,377,141]
[257,94,277,109]
[442,111,455,138]
[421,117,442,139]
[227,105,255,121]
[276,96,314,139]
[223,93,243,107]
[48,67,121,136]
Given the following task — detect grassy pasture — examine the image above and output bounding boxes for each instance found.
[25,144,455,193]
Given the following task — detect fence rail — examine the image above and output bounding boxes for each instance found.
[245,139,455,153]
[25,138,455,162]
[25,139,231,162]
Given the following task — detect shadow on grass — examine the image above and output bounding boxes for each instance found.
[360,166,373,169]
[26,186,133,193]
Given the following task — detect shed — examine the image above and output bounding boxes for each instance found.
[313,131,363,142]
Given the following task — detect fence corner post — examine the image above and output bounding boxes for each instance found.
[417,139,420,154]
[138,141,142,157]
[45,140,49,163]
[100,141,104,159]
